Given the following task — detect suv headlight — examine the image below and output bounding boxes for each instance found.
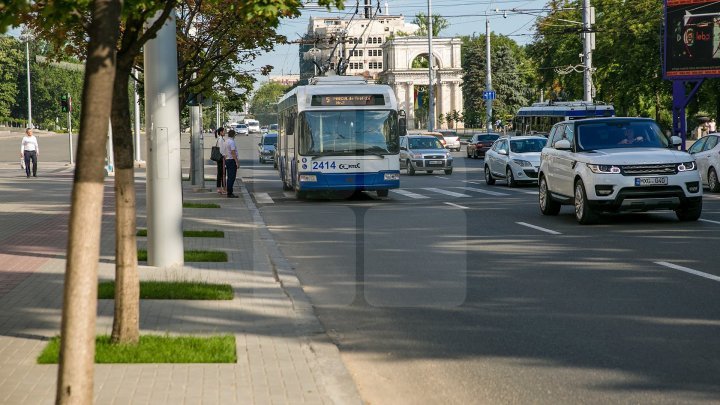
[587,163,621,174]
[512,159,532,167]
[677,161,697,172]
[411,153,423,159]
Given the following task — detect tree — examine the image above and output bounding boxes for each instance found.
[249,81,288,125]
[412,12,449,37]
[0,36,22,119]
[462,34,530,126]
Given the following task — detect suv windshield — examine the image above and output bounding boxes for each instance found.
[263,136,277,146]
[409,137,443,149]
[299,110,399,155]
[576,120,669,151]
[510,138,546,153]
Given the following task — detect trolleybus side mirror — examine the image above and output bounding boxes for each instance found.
[399,117,407,136]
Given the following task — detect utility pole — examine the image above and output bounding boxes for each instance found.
[485,19,493,132]
[190,91,204,187]
[427,0,435,131]
[582,0,594,102]
[143,10,184,269]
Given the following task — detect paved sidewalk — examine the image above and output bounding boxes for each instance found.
[0,162,361,404]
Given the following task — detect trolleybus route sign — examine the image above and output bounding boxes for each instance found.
[311,94,386,106]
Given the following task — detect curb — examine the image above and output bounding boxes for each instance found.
[238,183,363,405]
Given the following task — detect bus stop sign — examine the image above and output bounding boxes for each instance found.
[482,91,496,100]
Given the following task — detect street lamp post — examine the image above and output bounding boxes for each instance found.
[22,30,33,128]
[427,0,435,131]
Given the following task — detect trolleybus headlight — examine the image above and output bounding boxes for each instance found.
[587,164,621,174]
[384,173,400,181]
[677,161,696,172]
[299,175,317,182]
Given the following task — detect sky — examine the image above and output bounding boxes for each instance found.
[252,0,552,83]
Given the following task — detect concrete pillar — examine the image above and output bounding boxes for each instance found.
[144,10,184,269]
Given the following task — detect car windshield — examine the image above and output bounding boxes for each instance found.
[477,134,500,142]
[576,121,669,151]
[270,124,278,130]
[263,136,277,146]
[510,138,546,153]
[238,124,247,129]
[409,137,443,149]
[299,110,399,155]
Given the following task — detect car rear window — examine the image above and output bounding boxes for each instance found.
[478,134,500,142]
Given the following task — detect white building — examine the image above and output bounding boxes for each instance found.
[300,2,417,81]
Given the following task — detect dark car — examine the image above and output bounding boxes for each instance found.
[466,133,501,158]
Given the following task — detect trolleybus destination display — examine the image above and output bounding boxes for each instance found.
[665,0,720,78]
[310,94,386,106]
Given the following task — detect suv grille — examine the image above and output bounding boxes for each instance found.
[424,155,445,159]
[621,164,677,176]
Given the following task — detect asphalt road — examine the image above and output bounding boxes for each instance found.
[6,131,719,403]
[235,135,720,405]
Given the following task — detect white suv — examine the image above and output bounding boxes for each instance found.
[538,118,702,224]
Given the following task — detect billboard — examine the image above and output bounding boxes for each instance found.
[665,0,720,78]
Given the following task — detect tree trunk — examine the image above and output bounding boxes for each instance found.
[110,61,140,345]
[56,1,122,404]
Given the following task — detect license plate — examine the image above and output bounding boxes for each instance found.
[428,160,443,165]
[635,177,668,186]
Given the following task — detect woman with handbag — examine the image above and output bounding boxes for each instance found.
[213,127,227,194]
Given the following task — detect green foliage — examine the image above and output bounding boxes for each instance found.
[462,34,530,124]
[98,281,234,300]
[182,202,220,208]
[137,249,228,262]
[0,36,22,118]
[412,13,449,37]
[249,81,288,125]
[38,335,237,364]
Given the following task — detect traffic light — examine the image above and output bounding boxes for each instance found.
[61,94,69,112]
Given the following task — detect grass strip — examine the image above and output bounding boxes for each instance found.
[136,229,224,238]
[183,202,220,209]
[38,335,236,364]
[137,249,227,262]
[98,281,233,300]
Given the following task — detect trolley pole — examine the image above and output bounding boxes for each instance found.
[583,0,594,102]
[485,19,493,132]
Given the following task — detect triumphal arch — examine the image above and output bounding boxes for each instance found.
[379,37,463,130]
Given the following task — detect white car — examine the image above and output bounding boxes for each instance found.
[484,136,547,186]
[687,133,720,192]
[234,124,249,136]
[245,119,261,134]
[538,117,702,224]
[438,130,461,151]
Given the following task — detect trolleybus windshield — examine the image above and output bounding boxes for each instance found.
[299,110,399,156]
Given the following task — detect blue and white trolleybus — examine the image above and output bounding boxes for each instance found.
[277,76,402,199]
[513,101,615,136]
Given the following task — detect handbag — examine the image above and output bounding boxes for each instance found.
[210,146,223,162]
[20,158,25,170]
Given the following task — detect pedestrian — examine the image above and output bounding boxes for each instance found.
[20,127,39,178]
[225,129,240,198]
[215,127,227,194]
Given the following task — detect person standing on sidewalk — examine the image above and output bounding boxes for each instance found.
[215,127,227,194]
[20,127,39,178]
[225,130,240,198]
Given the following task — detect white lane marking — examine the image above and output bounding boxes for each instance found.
[502,187,538,195]
[436,176,450,179]
[457,186,509,197]
[699,218,720,225]
[254,192,274,204]
[283,192,295,198]
[423,188,471,198]
[656,261,720,282]
[704,194,720,200]
[463,180,485,184]
[391,189,430,199]
[444,202,469,209]
[516,222,562,235]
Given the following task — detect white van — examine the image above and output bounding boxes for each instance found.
[244,119,260,134]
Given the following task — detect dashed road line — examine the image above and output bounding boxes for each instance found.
[457,186,509,197]
[444,202,469,209]
[501,187,538,195]
[699,218,720,225]
[254,192,274,204]
[516,221,562,235]
[656,261,720,282]
[392,189,430,199]
[423,188,472,198]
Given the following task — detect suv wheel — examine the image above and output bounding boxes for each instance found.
[407,160,415,176]
[676,199,702,221]
[574,180,599,224]
[506,167,517,187]
[484,165,496,185]
[709,168,720,193]
[539,176,561,215]
[444,168,453,175]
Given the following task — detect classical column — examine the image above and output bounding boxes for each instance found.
[436,81,444,129]
[452,82,464,129]
[405,81,414,130]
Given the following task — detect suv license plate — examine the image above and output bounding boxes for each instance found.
[429,160,442,165]
[635,177,668,186]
